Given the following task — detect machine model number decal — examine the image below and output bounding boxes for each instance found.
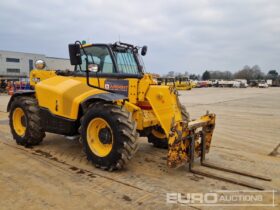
[104,80,129,96]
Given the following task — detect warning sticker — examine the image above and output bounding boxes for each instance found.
[104,80,129,96]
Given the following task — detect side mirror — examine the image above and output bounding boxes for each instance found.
[141,45,148,56]
[88,64,99,73]
[68,44,82,65]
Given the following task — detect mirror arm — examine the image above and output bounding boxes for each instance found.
[96,72,100,88]
[85,58,91,88]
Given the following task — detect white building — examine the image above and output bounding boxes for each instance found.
[0,50,73,79]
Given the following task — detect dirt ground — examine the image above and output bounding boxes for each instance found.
[0,88,279,210]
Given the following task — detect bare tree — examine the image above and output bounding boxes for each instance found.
[209,70,233,80]
[189,74,199,80]
[166,71,175,77]
[234,65,265,80]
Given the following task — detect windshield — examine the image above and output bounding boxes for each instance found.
[113,49,139,74]
[81,46,115,73]
[80,45,141,74]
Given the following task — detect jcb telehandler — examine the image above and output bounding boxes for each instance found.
[158,76,192,90]
[8,41,216,170]
[7,41,271,189]
[157,77,175,87]
[175,76,192,90]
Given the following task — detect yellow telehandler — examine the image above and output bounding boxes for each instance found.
[175,76,192,90]
[158,76,192,90]
[157,77,175,87]
[7,41,270,189]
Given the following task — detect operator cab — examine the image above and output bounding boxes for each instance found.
[68,41,148,79]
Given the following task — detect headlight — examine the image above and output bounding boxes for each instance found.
[35,60,46,69]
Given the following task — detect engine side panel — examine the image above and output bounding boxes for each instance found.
[35,76,109,120]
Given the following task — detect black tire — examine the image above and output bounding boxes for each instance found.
[9,96,45,146]
[147,126,168,149]
[79,102,139,171]
[148,103,190,149]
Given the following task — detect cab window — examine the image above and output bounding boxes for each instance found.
[81,46,114,73]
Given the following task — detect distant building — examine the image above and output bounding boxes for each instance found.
[0,50,72,79]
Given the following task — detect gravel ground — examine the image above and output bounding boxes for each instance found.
[0,88,279,210]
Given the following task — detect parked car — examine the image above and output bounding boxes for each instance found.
[258,81,268,88]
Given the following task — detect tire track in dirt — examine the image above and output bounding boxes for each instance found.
[0,140,166,210]
[0,133,206,210]
[1,88,280,209]
[1,115,277,193]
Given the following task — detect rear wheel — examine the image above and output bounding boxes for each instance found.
[148,103,189,149]
[9,96,45,146]
[79,102,139,171]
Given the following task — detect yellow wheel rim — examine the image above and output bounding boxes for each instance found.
[87,117,113,157]
[12,107,26,137]
[151,128,166,139]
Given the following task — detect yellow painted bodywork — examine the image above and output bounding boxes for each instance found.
[30,69,216,168]
[146,85,182,136]
[35,76,105,119]
[30,70,57,86]
[30,69,213,136]
[30,69,163,129]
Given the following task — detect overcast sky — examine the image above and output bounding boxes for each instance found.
[0,0,279,74]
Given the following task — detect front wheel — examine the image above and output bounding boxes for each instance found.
[79,102,139,171]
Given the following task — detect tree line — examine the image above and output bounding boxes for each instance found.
[164,65,279,81]
[202,65,279,81]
